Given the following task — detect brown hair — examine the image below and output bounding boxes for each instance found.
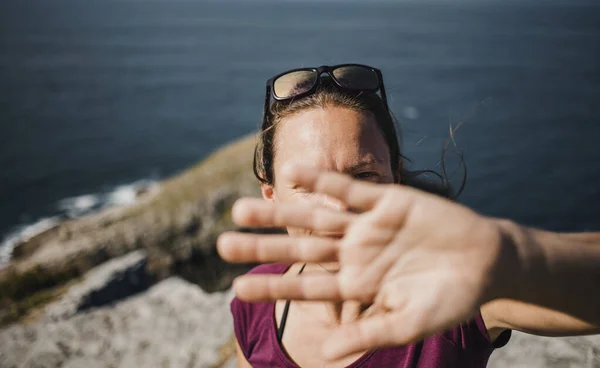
[253,79,463,198]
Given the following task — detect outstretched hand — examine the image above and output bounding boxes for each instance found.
[218,165,515,360]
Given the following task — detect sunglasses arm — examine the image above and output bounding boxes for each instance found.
[262,85,271,127]
[379,79,390,112]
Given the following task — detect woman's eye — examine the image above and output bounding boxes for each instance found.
[293,188,313,197]
[354,172,379,181]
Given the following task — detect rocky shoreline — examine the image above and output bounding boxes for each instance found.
[0,134,261,328]
[0,134,598,367]
[0,134,261,367]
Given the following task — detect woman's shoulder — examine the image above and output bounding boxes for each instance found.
[230,263,290,361]
[230,263,290,320]
[374,312,511,367]
[433,310,511,357]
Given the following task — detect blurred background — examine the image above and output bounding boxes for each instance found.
[2,0,599,247]
[0,0,599,367]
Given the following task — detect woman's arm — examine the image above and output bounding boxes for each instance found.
[235,338,252,368]
[482,299,600,341]
[482,224,600,339]
[218,165,600,359]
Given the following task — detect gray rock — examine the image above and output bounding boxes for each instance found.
[44,250,149,321]
[1,277,236,368]
[488,331,600,368]
[3,278,599,368]
[61,358,106,368]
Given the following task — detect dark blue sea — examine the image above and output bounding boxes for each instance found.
[1,0,599,262]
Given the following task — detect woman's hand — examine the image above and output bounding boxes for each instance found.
[218,165,519,359]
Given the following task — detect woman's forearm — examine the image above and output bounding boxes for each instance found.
[495,220,600,326]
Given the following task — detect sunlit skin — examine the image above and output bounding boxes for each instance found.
[264,106,395,232]
[219,105,600,367]
[259,106,396,367]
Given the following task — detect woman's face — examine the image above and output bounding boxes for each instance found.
[261,105,396,237]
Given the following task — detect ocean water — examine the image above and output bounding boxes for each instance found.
[1,0,599,260]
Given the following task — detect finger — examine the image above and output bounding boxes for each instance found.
[232,198,354,233]
[322,312,426,360]
[282,165,388,212]
[217,232,339,263]
[233,274,343,302]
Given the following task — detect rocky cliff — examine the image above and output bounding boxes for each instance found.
[1,134,598,368]
[0,134,261,327]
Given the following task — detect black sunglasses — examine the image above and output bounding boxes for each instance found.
[263,64,389,124]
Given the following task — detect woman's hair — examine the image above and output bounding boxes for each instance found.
[253,78,464,199]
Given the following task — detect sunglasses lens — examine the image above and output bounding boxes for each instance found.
[332,66,379,90]
[273,70,317,99]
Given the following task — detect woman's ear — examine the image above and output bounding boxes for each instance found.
[261,183,276,202]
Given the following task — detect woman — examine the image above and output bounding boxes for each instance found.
[219,64,600,367]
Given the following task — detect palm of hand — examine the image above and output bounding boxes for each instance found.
[218,166,504,359]
[323,186,502,355]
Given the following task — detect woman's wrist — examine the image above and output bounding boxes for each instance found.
[487,222,600,325]
[484,218,546,304]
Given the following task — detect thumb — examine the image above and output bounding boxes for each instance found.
[321,312,425,360]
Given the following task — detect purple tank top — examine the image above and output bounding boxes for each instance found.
[231,263,510,368]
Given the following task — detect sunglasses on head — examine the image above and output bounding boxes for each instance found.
[263,64,389,124]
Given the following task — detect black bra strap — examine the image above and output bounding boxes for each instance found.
[277,263,307,343]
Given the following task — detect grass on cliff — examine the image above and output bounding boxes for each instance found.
[0,269,81,326]
[131,133,259,216]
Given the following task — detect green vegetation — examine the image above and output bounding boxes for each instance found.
[1,288,57,325]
